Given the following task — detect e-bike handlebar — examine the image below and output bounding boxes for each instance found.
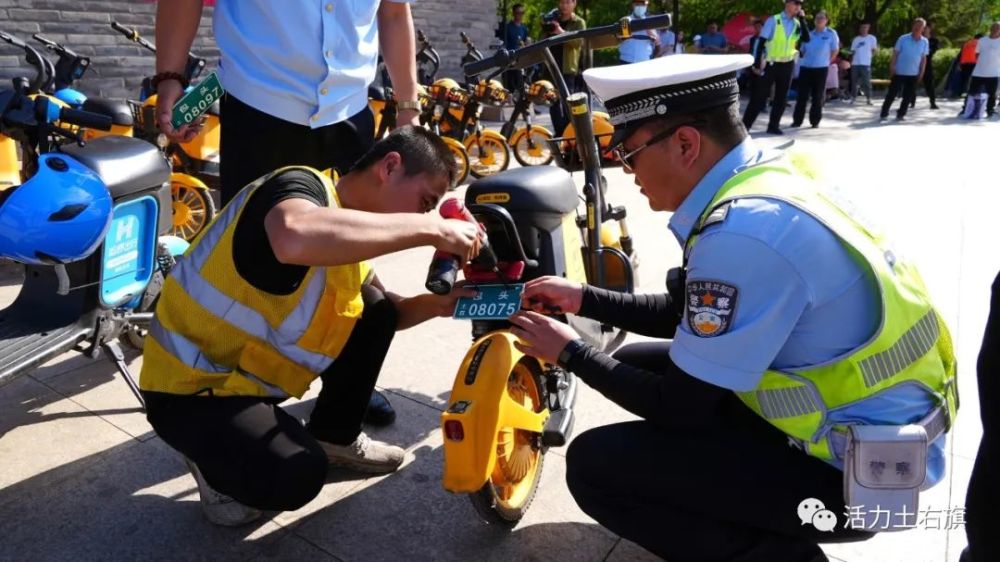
[111,21,157,53]
[1,32,49,95]
[464,14,670,78]
[32,34,73,56]
[110,22,207,83]
[60,106,112,131]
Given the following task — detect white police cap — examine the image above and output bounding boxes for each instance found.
[583,54,753,145]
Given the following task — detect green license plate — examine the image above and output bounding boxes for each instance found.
[453,284,524,320]
[171,72,224,129]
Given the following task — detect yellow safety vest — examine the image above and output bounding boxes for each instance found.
[767,14,800,63]
[686,158,958,462]
[140,166,370,398]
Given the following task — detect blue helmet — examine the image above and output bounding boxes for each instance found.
[0,153,112,264]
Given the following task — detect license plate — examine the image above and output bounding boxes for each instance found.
[171,72,224,129]
[453,284,524,320]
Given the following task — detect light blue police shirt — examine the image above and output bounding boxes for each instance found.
[667,138,946,485]
[619,16,655,63]
[800,27,839,68]
[893,33,930,77]
[214,0,413,128]
[761,12,799,41]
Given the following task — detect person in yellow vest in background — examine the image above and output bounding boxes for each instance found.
[742,0,812,135]
[140,126,480,526]
[508,54,958,560]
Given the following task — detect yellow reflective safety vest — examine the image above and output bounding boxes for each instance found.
[766,14,801,63]
[140,166,370,399]
[686,159,959,462]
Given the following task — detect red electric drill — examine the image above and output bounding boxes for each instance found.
[425,198,498,295]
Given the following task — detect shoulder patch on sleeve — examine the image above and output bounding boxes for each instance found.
[686,280,739,337]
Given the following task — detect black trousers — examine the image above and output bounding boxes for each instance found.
[565,342,871,561]
[793,67,830,127]
[959,63,977,97]
[743,60,795,131]
[502,69,524,94]
[966,271,1000,561]
[966,77,999,116]
[880,75,918,119]
[219,94,375,206]
[549,72,580,138]
[143,284,397,511]
[912,61,937,107]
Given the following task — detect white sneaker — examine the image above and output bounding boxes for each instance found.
[319,432,405,474]
[184,457,262,526]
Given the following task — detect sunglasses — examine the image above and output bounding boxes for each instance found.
[612,121,702,173]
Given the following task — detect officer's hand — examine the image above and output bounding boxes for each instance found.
[521,276,583,315]
[155,79,204,143]
[436,218,481,263]
[510,311,580,365]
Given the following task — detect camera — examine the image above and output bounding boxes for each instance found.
[541,9,560,36]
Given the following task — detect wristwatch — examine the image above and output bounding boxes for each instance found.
[396,100,422,111]
[557,338,587,369]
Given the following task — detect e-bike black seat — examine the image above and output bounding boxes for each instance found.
[466,166,577,215]
[82,97,134,127]
[62,136,170,198]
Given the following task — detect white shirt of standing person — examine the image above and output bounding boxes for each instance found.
[658,29,676,56]
[972,35,1000,78]
[851,35,878,66]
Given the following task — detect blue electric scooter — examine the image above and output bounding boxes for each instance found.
[0,77,188,408]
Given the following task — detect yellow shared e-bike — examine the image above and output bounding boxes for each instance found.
[432,15,667,526]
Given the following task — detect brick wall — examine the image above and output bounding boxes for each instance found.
[0,0,497,101]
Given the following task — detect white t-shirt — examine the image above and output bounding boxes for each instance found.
[658,30,676,56]
[973,36,1000,78]
[851,35,878,66]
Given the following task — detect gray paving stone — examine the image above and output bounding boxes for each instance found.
[40,352,151,440]
[0,435,286,561]
[293,395,618,561]
[272,389,445,529]
[0,375,133,502]
[253,534,341,561]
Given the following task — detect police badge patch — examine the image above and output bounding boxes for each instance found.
[686,280,738,337]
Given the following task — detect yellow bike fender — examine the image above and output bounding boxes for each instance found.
[0,135,20,190]
[441,136,468,155]
[178,113,221,164]
[170,172,209,191]
[441,331,548,493]
[463,129,507,150]
[510,125,553,145]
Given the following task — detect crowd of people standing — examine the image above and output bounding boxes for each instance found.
[499,0,1000,134]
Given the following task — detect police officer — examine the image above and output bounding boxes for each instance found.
[509,54,958,561]
[742,0,811,135]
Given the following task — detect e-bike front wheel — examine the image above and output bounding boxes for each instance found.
[468,359,546,527]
